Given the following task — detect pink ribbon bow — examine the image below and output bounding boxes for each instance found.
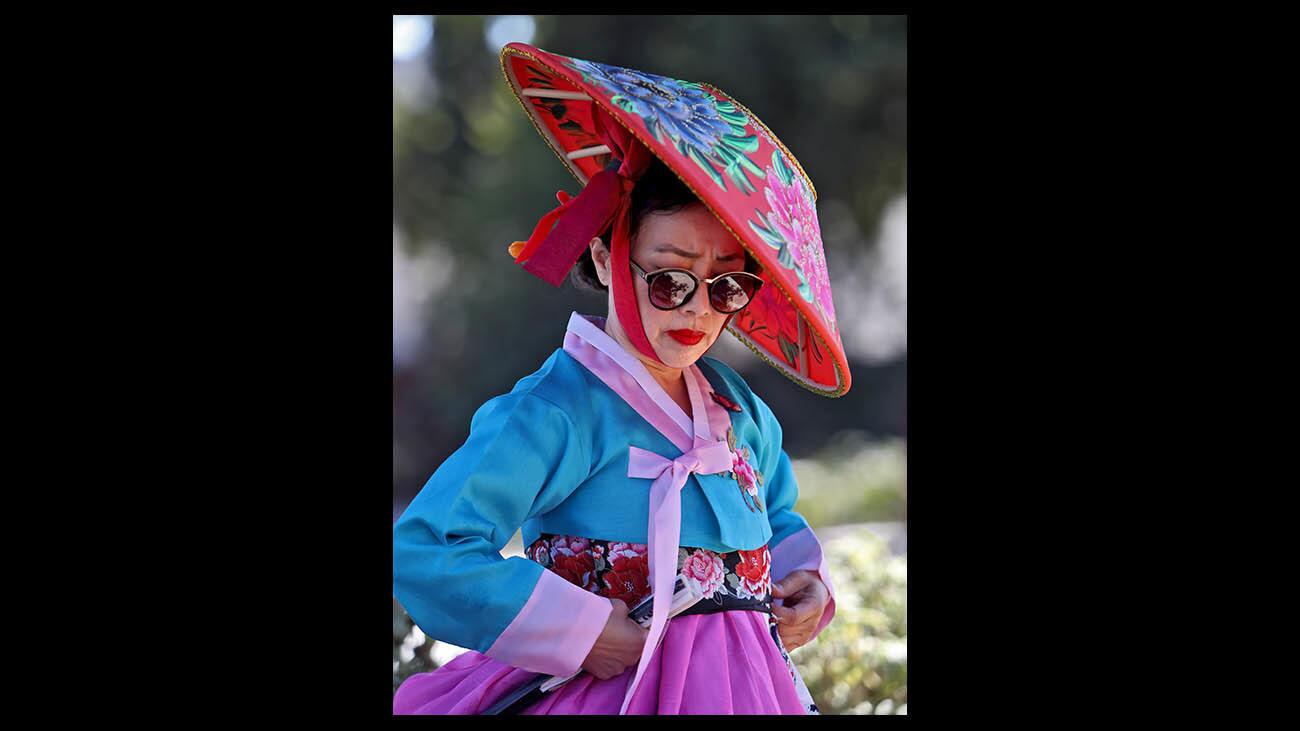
[619,437,733,714]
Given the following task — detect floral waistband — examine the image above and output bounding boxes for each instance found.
[527,534,773,614]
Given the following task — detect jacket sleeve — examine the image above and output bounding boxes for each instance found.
[754,396,838,641]
[393,390,613,677]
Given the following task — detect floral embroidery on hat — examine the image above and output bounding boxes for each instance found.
[748,149,838,332]
[566,58,766,195]
[504,43,853,395]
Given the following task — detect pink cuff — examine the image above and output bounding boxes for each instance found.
[484,569,614,676]
[771,526,837,639]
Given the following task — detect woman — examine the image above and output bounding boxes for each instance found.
[393,43,853,715]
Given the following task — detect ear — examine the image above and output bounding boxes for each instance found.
[589,237,611,287]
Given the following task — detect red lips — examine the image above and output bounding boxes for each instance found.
[666,329,706,346]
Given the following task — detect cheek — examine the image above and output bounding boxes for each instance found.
[631,281,658,327]
[638,298,676,334]
[700,316,727,346]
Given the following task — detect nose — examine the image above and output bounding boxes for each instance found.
[679,272,716,318]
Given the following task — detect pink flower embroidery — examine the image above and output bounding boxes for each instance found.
[732,450,759,497]
[550,535,590,556]
[750,149,838,331]
[680,548,726,599]
[548,535,595,588]
[607,541,647,562]
[765,164,835,326]
[724,427,764,512]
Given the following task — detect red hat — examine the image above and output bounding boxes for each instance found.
[500,43,851,397]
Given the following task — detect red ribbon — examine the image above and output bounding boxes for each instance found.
[513,107,661,363]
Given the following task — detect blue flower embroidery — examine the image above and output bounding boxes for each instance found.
[567,58,765,194]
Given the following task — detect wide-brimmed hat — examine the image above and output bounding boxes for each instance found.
[500,42,850,397]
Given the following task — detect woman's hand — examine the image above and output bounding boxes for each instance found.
[581,598,650,679]
[771,570,830,651]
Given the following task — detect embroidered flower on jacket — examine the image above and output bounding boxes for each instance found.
[732,547,772,600]
[679,547,726,599]
[733,451,759,497]
[725,426,764,512]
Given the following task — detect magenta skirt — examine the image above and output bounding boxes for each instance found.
[393,610,807,715]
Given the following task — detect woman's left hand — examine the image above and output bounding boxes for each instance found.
[770,569,829,651]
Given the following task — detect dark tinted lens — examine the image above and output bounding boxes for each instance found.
[709,274,758,313]
[648,270,697,309]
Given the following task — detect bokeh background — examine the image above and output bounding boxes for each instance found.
[393,14,906,715]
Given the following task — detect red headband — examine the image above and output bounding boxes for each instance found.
[509,107,661,363]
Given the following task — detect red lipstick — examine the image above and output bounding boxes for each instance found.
[666,329,706,346]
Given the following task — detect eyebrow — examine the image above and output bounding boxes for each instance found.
[653,244,742,261]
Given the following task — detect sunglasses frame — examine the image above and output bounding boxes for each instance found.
[629,259,764,314]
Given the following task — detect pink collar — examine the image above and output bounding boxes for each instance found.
[563,312,730,452]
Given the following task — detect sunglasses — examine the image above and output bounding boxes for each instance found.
[630,259,764,314]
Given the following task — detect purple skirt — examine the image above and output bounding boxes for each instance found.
[393,610,807,715]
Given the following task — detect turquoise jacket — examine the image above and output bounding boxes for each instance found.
[393,314,832,677]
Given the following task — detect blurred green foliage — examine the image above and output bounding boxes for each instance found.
[793,529,907,715]
[393,525,905,714]
[793,432,906,527]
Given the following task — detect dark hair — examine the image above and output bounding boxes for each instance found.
[570,158,759,292]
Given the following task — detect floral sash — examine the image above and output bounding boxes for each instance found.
[527,534,772,615]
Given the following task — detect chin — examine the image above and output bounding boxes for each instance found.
[663,355,700,369]
[653,336,710,368]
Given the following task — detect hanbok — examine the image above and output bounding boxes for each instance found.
[393,314,835,714]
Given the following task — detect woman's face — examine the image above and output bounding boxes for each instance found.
[620,203,749,369]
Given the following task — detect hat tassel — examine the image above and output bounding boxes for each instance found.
[506,190,575,264]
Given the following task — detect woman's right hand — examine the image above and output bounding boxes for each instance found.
[580,599,649,679]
